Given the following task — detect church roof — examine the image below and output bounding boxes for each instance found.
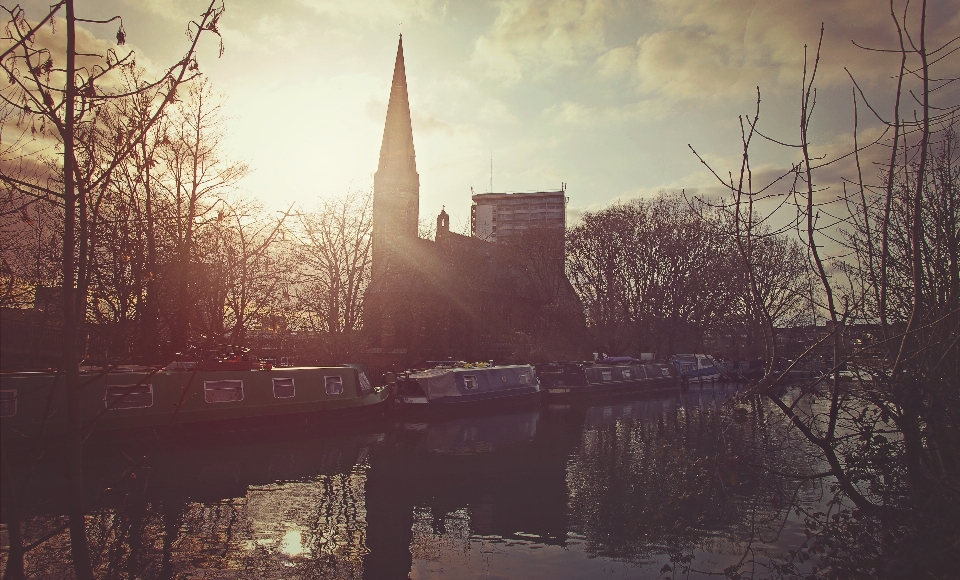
[377,35,417,178]
[366,234,533,301]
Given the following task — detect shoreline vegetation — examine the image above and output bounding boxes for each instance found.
[1,1,957,578]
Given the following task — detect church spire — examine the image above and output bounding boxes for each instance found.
[372,35,421,268]
[377,35,418,180]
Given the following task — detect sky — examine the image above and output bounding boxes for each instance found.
[17,0,960,233]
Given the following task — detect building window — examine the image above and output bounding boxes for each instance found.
[0,390,17,417]
[325,376,344,395]
[204,380,244,403]
[273,377,295,399]
[463,375,478,390]
[105,384,153,409]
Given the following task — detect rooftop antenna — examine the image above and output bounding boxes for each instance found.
[490,150,493,193]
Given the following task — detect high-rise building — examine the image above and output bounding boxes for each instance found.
[470,190,567,242]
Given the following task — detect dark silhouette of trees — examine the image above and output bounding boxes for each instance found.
[689,3,959,576]
[565,191,801,359]
[0,1,225,576]
[294,192,372,335]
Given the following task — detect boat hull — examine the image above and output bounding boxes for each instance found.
[392,364,541,420]
[670,354,723,383]
[1,366,390,442]
[542,378,679,399]
[538,362,680,400]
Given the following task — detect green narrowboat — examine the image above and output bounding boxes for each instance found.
[0,364,391,441]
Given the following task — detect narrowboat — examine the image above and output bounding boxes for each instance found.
[536,359,680,399]
[670,354,722,383]
[389,364,540,418]
[0,363,391,441]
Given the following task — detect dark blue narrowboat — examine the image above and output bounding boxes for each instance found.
[390,364,540,418]
[537,359,679,399]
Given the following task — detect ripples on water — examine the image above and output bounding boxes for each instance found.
[1,384,830,579]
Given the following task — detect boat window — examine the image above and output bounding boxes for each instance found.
[358,371,374,396]
[0,389,16,417]
[602,371,612,381]
[204,380,244,403]
[519,372,529,384]
[104,384,153,409]
[622,369,631,379]
[273,377,295,398]
[325,376,344,395]
[463,375,478,390]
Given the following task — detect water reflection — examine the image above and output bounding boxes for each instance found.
[2,384,822,578]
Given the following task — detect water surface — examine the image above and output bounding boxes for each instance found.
[2,383,826,578]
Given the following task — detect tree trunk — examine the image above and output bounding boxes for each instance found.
[62,2,94,577]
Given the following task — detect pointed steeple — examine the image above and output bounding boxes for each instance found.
[377,35,418,177]
[373,35,420,256]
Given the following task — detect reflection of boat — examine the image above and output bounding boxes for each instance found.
[0,364,391,441]
[580,398,677,429]
[390,364,540,418]
[536,359,679,399]
[402,411,539,455]
[670,354,722,383]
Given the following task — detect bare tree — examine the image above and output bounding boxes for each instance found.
[156,79,248,355]
[196,197,291,347]
[0,2,225,576]
[689,3,959,574]
[566,192,739,358]
[294,192,373,337]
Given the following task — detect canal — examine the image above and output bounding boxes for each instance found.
[2,383,831,578]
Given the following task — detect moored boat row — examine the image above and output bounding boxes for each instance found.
[2,354,726,440]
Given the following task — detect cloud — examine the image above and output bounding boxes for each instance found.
[471,0,613,83]
[119,0,194,23]
[412,109,456,135]
[364,97,387,123]
[0,16,173,122]
[296,0,447,23]
[471,35,523,85]
[595,45,636,80]
[542,99,673,126]
[627,0,960,100]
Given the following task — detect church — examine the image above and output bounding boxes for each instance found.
[362,36,585,369]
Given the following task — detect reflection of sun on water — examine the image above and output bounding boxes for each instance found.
[281,529,304,557]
